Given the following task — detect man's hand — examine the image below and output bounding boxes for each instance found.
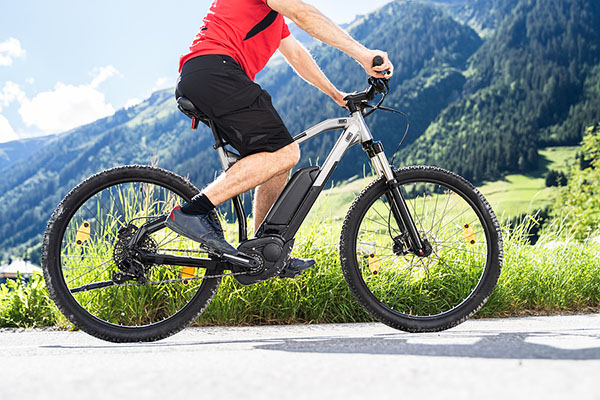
[333,90,349,108]
[360,50,394,79]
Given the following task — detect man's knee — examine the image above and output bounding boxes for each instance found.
[279,142,300,169]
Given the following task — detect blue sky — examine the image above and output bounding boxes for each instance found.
[0,0,392,143]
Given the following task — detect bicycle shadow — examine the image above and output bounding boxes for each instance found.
[254,329,600,360]
[41,327,600,360]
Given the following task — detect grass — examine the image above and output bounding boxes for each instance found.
[2,145,597,329]
[3,216,599,328]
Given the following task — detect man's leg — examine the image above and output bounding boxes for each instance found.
[203,142,300,209]
[253,170,289,233]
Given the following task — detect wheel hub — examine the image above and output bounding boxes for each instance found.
[393,234,434,258]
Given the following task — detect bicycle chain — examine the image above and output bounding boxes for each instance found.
[118,247,253,287]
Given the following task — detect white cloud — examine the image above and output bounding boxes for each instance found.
[0,81,27,111]
[0,114,19,143]
[90,65,120,89]
[125,98,142,108]
[152,77,172,92]
[0,38,26,67]
[18,66,119,133]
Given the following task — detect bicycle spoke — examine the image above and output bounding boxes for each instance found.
[50,169,226,333]
[351,171,497,320]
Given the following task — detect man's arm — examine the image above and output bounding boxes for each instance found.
[267,0,394,78]
[278,35,346,107]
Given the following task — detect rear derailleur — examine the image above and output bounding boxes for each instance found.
[112,224,157,284]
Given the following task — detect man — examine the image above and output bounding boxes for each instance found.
[167,0,394,275]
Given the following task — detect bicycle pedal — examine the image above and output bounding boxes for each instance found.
[278,268,301,279]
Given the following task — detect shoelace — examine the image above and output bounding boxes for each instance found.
[204,213,225,239]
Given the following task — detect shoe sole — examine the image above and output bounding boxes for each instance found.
[165,217,239,256]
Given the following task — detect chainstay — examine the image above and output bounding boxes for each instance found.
[143,247,253,284]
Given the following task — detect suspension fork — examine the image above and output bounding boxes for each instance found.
[364,141,426,255]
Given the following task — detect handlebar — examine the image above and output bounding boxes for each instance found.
[373,55,384,67]
[344,56,390,113]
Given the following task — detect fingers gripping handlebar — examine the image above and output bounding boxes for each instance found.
[344,56,391,112]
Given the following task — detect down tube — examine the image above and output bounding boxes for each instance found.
[280,129,357,240]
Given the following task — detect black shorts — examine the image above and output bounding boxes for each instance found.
[175,54,294,158]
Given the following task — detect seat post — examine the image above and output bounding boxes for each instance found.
[208,120,226,149]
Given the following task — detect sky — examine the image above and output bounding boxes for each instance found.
[0,0,392,143]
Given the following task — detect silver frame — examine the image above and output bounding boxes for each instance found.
[216,111,391,187]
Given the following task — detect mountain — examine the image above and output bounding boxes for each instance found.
[259,1,481,170]
[402,0,600,181]
[450,0,520,36]
[408,0,513,36]
[0,135,55,172]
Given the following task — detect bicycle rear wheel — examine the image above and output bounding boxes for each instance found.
[42,165,227,342]
[340,166,502,332]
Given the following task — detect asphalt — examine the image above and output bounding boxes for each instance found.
[1,314,600,400]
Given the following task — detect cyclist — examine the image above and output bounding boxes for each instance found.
[167,0,394,276]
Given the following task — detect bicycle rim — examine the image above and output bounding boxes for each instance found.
[353,174,494,319]
[57,177,215,328]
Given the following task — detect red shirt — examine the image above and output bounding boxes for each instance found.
[179,0,291,81]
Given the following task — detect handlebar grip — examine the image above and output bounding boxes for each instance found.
[372,56,384,68]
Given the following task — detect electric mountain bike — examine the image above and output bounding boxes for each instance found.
[42,58,503,343]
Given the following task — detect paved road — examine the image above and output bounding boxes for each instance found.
[1,314,600,400]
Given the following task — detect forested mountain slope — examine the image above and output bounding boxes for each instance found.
[0,135,55,171]
[402,0,600,181]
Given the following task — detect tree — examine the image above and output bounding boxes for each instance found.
[552,124,600,239]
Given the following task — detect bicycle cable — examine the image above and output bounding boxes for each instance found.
[363,103,410,167]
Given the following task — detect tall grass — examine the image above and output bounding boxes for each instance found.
[480,223,600,316]
[2,194,600,328]
[0,273,63,328]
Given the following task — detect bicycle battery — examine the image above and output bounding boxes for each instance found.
[263,166,320,226]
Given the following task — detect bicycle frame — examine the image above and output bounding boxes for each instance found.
[215,109,426,252]
[69,108,425,293]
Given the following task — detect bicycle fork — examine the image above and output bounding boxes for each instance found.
[364,141,427,256]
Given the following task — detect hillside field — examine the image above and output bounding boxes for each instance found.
[302,146,577,229]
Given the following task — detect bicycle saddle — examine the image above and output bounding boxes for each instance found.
[176,97,209,129]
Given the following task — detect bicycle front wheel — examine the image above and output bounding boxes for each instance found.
[340,166,502,332]
[42,165,226,342]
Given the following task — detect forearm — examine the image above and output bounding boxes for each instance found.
[268,0,370,64]
[269,0,393,78]
[292,6,370,62]
[283,43,338,99]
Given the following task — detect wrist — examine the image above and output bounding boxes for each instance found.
[355,47,372,67]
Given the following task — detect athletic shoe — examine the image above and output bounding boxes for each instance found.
[166,206,239,255]
[279,257,316,278]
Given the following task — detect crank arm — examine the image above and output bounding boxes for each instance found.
[137,251,259,270]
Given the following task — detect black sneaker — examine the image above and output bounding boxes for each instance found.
[165,206,239,255]
[279,257,316,278]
